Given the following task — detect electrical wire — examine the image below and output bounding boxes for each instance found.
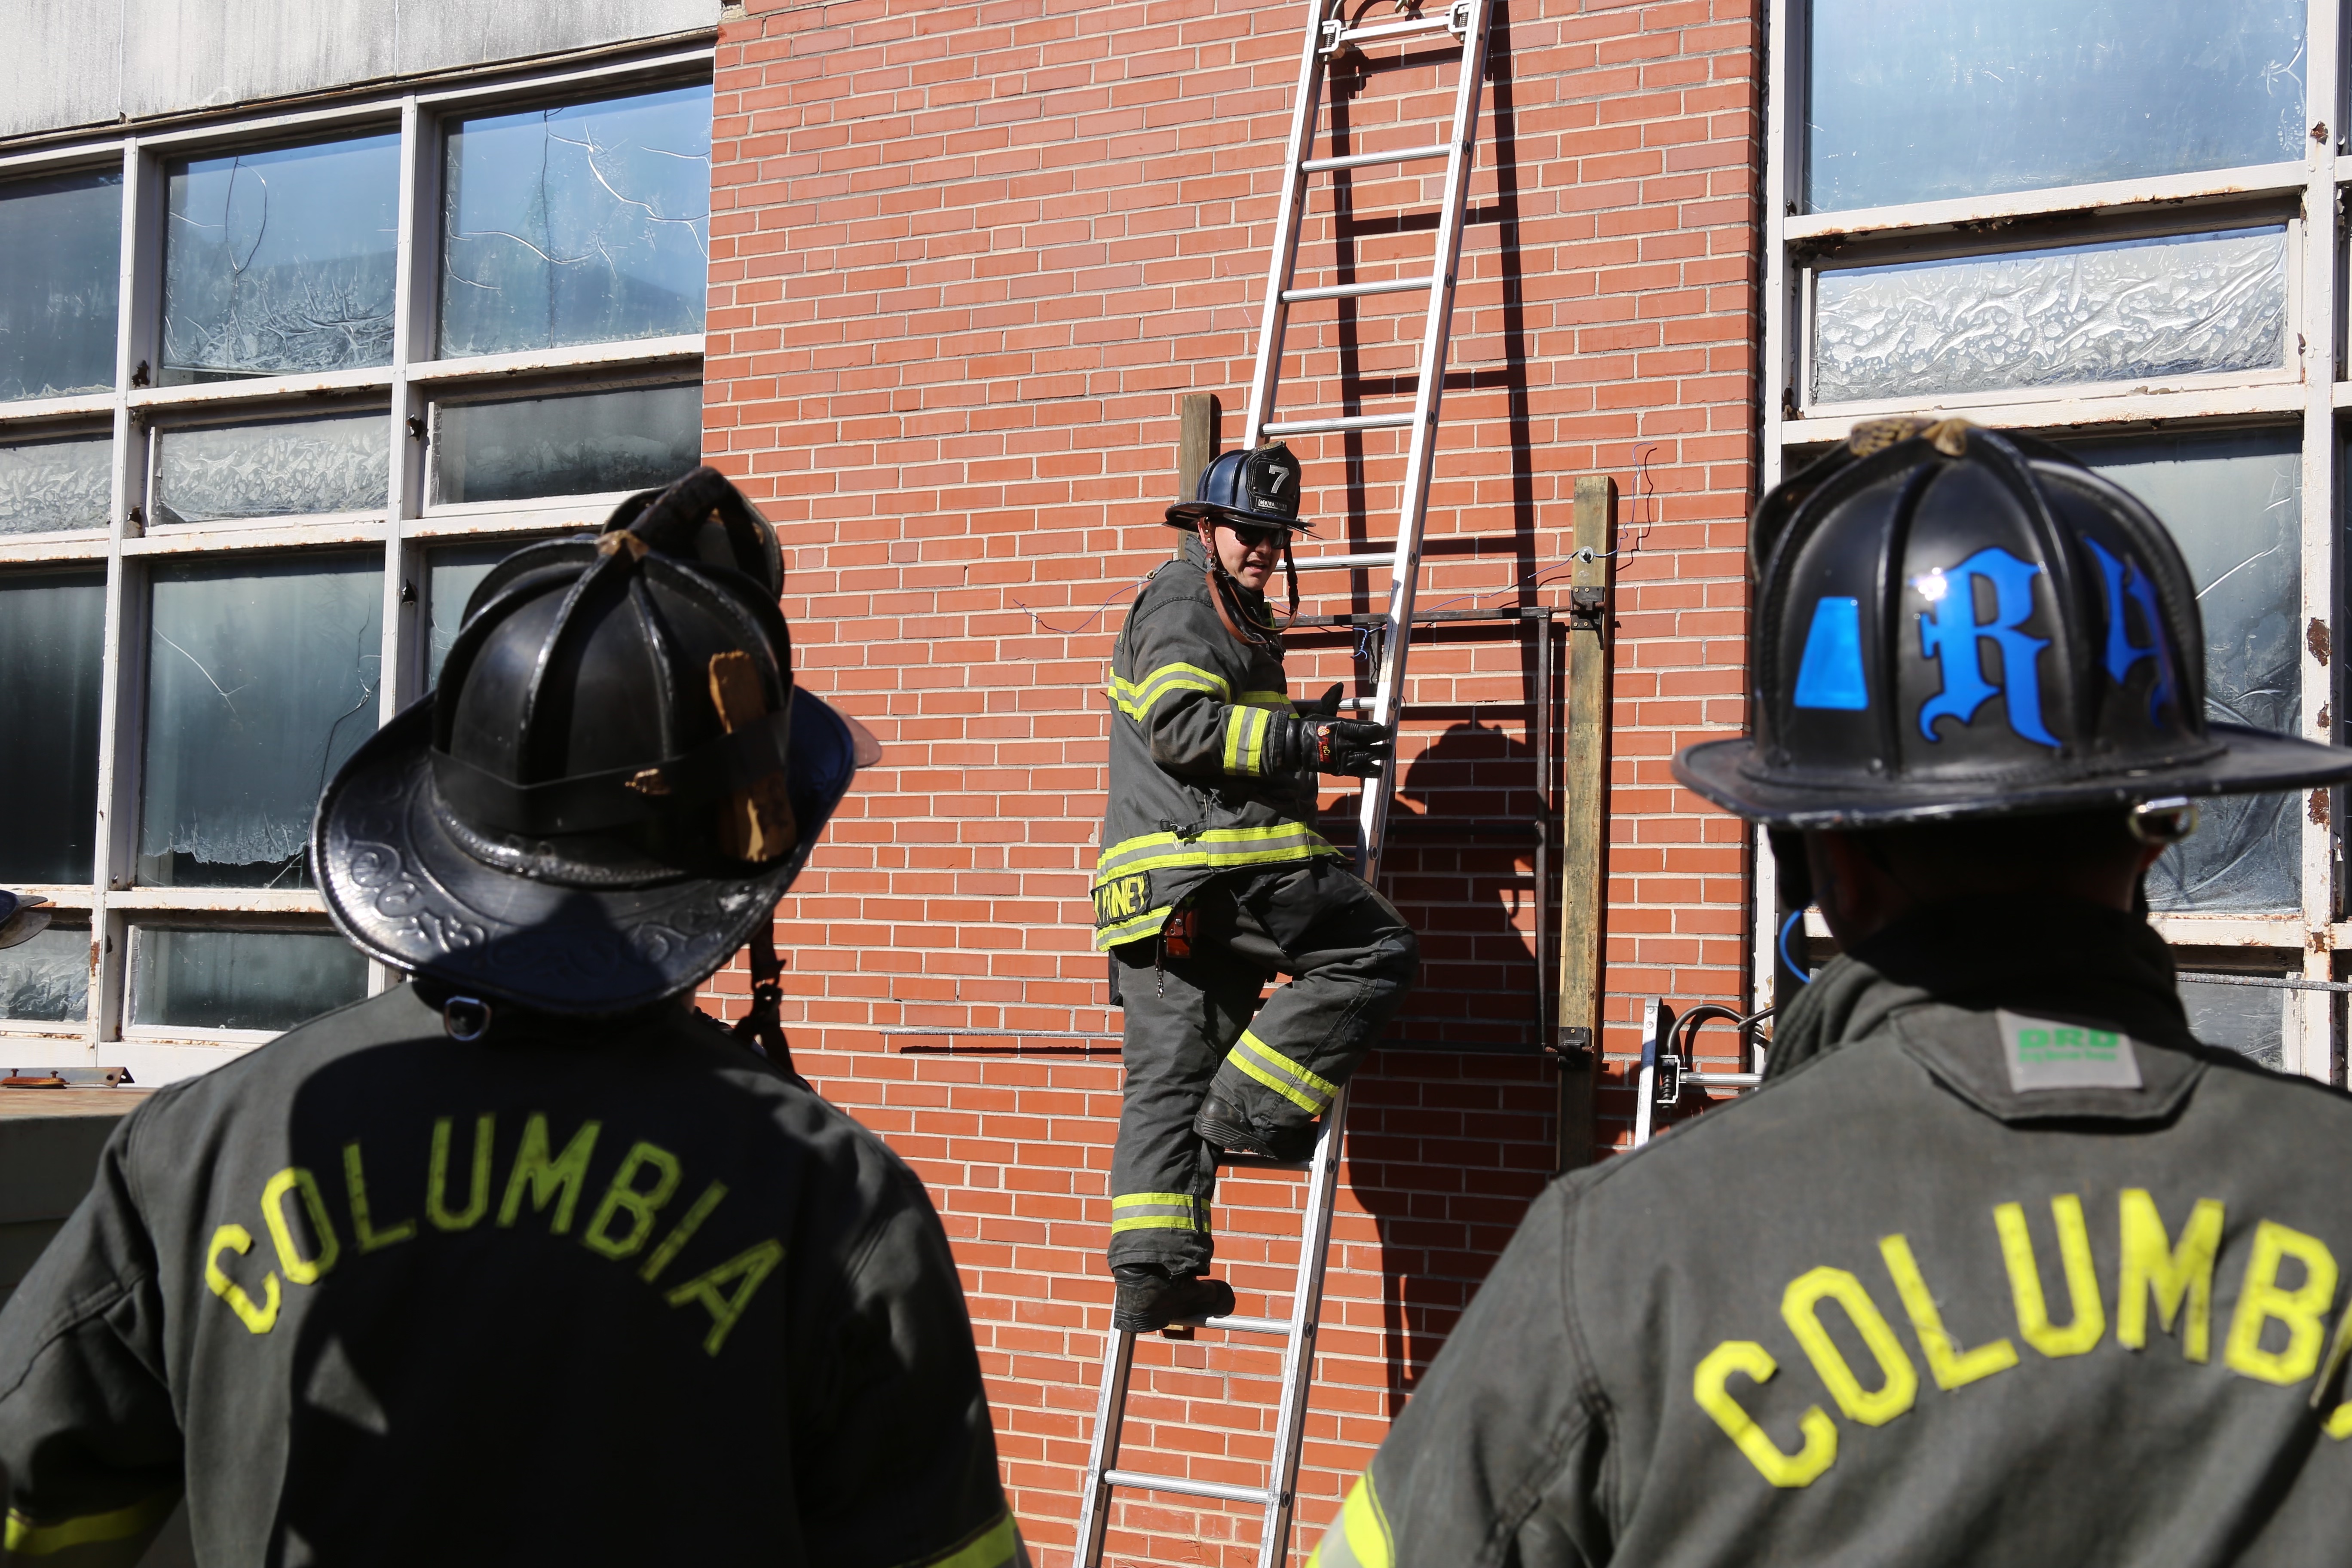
[1777,910,1813,986]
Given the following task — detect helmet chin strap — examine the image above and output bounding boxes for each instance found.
[1197,520,1297,646]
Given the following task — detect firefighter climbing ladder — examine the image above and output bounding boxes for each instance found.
[1075,3,1496,1563]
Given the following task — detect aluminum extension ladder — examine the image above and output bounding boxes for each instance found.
[1075,4,1496,1564]
[1629,997,1774,1148]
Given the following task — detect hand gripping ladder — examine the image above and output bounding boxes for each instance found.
[1075,4,1495,1564]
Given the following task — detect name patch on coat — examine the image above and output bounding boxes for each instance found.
[1996,1009,2141,1092]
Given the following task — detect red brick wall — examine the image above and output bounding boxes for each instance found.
[701,0,1761,1560]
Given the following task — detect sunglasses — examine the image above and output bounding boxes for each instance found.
[1224,521,1293,551]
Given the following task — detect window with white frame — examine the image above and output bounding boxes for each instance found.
[0,52,714,1077]
[1761,0,2342,1078]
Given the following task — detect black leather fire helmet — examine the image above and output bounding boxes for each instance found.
[0,890,52,950]
[1166,441,1317,536]
[312,469,879,1016]
[1674,417,2352,829]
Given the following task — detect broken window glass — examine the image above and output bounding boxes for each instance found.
[130,926,367,1032]
[425,542,517,686]
[139,555,382,888]
[2066,429,2301,913]
[0,434,111,533]
[438,85,712,358]
[0,168,120,402]
[1806,0,2306,212]
[433,382,701,504]
[0,918,89,1023]
[2177,976,2289,1070]
[162,133,399,384]
[153,409,387,524]
[1812,227,2288,405]
[0,570,105,884]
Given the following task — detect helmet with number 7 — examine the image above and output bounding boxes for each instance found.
[1673,417,2352,827]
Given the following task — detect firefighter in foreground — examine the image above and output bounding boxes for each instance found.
[1095,442,1418,1331]
[1309,420,2352,1566]
[0,471,1026,1568]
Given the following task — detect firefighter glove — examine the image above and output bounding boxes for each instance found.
[1309,717,1393,778]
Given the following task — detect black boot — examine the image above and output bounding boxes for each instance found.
[1194,1092,1319,1163]
[1112,1267,1237,1332]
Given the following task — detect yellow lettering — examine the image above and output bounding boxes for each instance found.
[342,1141,416,1251]
[427,1114,496,1231]
[260,1167,340,1286]
[1690,1340,1837,1487]
[1781,1266,1917,1426]
[2223,1219,2338,1386]
[1878,1234,2017,1390]
[1994,1195,2104,1357]
[497,1114,601,1234]
[582,1141,682,1260]
[664,1238,785,1356]
[2117,1189,2223,1363]
[205,1223,280,1335]
[640,1180,729,1283]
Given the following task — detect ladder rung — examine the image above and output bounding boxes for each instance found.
[1293,551,1397,571]
[1282,276,1435,303]
[1333,14,1457,48]
[1216,1151,1312,1172]
[1685,1072,1762,1088]
[1264,412,1416,436]
[1301,142,1451,175]
[1102,1470,1277,1507]
[1182,1312,1294,1335]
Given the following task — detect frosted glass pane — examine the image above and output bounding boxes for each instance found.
[438,85,712,357]
[0,169,119,401]
[154,411,386,524]
[1813,228,2287,405]
[0,435,110,533]
[162,134,399,383]
[0,920,88,1023]
[434,383,701,504]
[132,927,365,1032]
[0,572,104,884]
[425,542,511,685]
[141,557,382,888]
[2067,431,2300,913]
[1806,0,2306,212]
[2178,977,2288,1071]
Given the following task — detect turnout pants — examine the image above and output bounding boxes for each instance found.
[1107,857,1418,1276]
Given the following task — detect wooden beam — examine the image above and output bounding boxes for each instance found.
[1555,475,1615,1171]
[1176,393,1220,557]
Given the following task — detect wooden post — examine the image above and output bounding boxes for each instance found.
[1176,393,1220,557]
[1554,475,1616,1171]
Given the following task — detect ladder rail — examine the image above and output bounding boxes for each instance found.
[1254,1085,1350,1567]
[1242,0,1341,451]
[1357,0,1493,883]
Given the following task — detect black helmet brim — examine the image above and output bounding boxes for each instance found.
[312,689,867,1015]
[1164,500,1320,537]
[1673,722,2352,830]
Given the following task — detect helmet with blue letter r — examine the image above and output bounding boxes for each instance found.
[1673,416,2352,828]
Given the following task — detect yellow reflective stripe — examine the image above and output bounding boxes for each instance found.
[1112,1191,1209,1233]
[1234,1031,1337,1104]
[1095,825,1339,880]
[1229,1050,1326,1115]
[1095,905,1173,950]
[1110,662,1230,720]
[1307,1470,1394,1568]
[912,1508,1021,1568]
[1239,689,1293,710]
[1221,704,1274,775]
[1113,1191,1200,1207]
[4,1491,179,1558]
[1114,1215,1210,1233]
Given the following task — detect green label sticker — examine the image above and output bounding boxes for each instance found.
[1996,1009,2142,1093]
